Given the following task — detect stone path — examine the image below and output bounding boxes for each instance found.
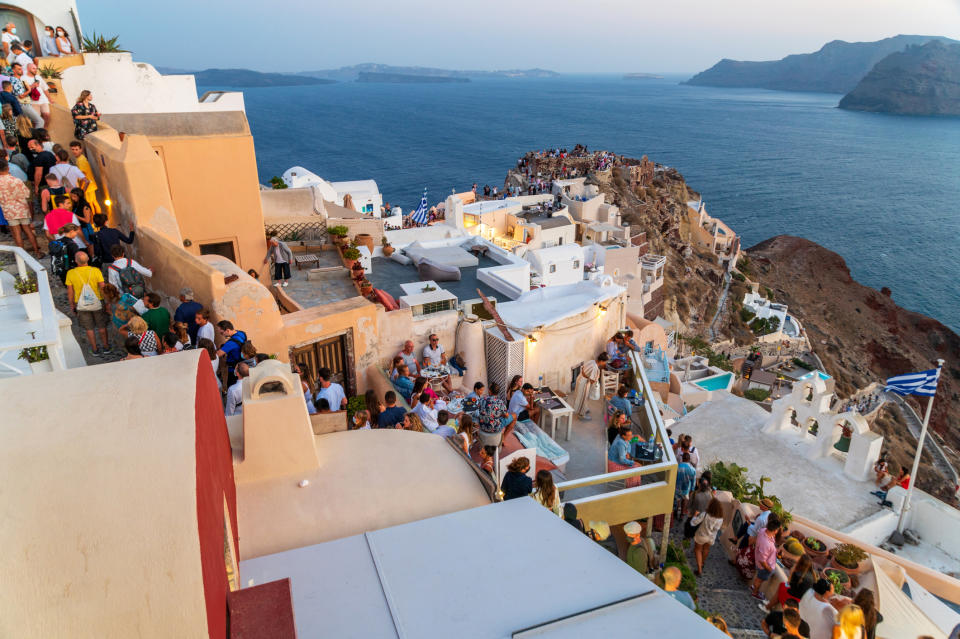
[708,273,732,342]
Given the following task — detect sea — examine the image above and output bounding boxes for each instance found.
[226,75,960,333]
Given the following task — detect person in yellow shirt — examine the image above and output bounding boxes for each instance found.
[69,139,100,214]
[65,251,109,356]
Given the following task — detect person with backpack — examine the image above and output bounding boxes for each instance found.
[64,250,109,356]
[91,214,134,268]
[106,244,151,299]
[215,320,247,385]
[102,283,145,339]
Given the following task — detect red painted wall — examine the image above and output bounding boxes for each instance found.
[194,355,239,639]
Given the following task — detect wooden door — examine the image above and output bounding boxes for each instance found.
[291,334,350,396]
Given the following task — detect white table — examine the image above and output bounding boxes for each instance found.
[538,396,575,441]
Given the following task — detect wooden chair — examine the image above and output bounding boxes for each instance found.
[601,369,620,399]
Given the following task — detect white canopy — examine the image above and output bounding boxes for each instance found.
[874,556,947,639]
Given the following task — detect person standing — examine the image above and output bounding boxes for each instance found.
[27,138,56,194]
[194,307,215,345]
[23,63,50,127]
[9,61,41,128]
[215,320,247,383]
[107,244,151,298]
[750,514,781,603]
[315,366,346,411]
[91,214,134,266]
[6,135,28,173]
[262,234,292,287]
[661,566,695,611]
[49,148,86,190]
[225,362,249,417]
[675,452,697,520]
[0,159,41,257]
[0,82,22,120]
[70,90,99,139]
[64,251,109,355]
[40,26,58,57]
[799,580,839,639]
[174,288,202,345]
[691,497,725,576]
[378,391,406,429]
[55,27,75,55]
[140,292,170,337]
[623,520,656,575]
[69,139,100,212]
[572,352,608,419]
[1,23,19,59]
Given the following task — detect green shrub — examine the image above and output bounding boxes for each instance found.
[731,271,745,282]
[328,225,349,237]
[736,257,750,273]
[765,287,775,300]
[744,388,771,402]
[82,32,123,53]
[792,357,813,370]
[739,307,755,323]
[343,247,361,260]
[749,317,769,334]
[346,395,366,419]
[664,543,697,598]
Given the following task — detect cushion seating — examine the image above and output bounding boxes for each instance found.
[417,258,460,282]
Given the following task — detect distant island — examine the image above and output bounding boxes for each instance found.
[623,73,664,80]
[191,68,335,88]
[839,41,960,116]
[356,72,469,84]
[298,63,559,82]
[685,35,958,94]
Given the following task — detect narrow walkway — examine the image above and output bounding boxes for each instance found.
[707,273,732,342]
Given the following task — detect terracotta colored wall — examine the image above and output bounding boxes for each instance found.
[194,354,239,639]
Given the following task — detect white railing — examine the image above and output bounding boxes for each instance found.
[0,246,66,374]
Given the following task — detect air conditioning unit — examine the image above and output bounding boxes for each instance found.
[484,326,525,396]
[461,297,497,321]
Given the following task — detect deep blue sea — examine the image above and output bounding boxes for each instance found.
[226,75,960,332]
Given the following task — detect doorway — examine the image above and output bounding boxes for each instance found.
[200,240,237,263]
[291,333,354,397]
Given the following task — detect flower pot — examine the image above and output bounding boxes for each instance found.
[21,292,41,320]
[332,235,347,247]
[354,233,374,253]
[29,358,52,374]
[803,537,829,563]
[382,244,395,257]
[829,554,867,577]
[360,284,373,296]
[343,258,356,270]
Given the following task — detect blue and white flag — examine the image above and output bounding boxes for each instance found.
[411,190,429,226]
[885,368,941,397]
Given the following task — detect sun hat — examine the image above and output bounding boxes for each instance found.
[623,521,643,536]
[760,498,775,510]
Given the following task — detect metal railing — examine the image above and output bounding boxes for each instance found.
[0,246,66,374]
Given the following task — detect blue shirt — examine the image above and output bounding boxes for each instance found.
[608,437,632,466]
[676,462,696,497]
[608,396,632,416]
[174,300,203,345]
[220,331,247,367]
[394,376,414,402]
[378,405,406,428]
[665,589,695,611]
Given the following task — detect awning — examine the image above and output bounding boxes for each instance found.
[873,556,947,639]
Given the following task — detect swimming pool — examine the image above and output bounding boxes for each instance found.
[694,372,733,391]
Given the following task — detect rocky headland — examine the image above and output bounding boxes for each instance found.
[839,40,960,115]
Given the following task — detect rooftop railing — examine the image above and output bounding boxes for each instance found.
[0,246,66,375]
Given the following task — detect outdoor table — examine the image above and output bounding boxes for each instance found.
[534,388,575,441]
[421,366,450,393]
[294,253,321,270]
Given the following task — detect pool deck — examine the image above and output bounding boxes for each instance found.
[368,256,501,303]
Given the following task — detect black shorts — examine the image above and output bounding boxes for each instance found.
[274,262,291,280]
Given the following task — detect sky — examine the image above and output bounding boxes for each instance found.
[77,0,960,74]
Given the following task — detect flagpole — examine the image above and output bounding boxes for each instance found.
[895,358,944,535]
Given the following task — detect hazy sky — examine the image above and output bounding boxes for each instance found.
[77,0,960,74]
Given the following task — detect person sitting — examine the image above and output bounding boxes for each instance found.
[314,398,332,414]
[350,409,371,430]
[389,355,404,380]
[500,456,533,500]
[607,411,629,445]
[508,382,539,422]
[476,393,516,443]
[466,381,485,401]
[378,391,406,429]
[873,453,890,487]
[393,363,416,402]
[622,329,642,352]
[478,445,496,478]
[433,409,457,437]
[608,384,632,419]
[871,463,907,504]
[422,333,454,391]
[661,566,695,610]
[448,351,467,376]
[397,340,421,376]
[532,469,561,516]
[413,392,440,432]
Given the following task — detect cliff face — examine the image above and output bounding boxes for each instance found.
[685,35,956,94]
[747,236,960,501]
[839,41,960,115]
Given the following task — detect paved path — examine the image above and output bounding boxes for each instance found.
[708,273,732,342]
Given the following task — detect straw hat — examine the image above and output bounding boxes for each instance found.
[759,498,775,510]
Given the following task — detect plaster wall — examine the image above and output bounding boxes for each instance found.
[260,187,320,219]
[59,52,245,115]
[561,194,603,222]
[375,307,459,370]
[602,245,640,282]
[911,497,960,560]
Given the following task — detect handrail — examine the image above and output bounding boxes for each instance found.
[0,245,66,370]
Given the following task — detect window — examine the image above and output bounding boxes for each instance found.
[199,241,236,263]
[549,264,556,273]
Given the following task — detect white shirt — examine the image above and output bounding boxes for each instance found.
[413,401,439,432]
[22,74,47,105]
[107,257,153,291]
[798,590,839,639]
[316,382,346,411]
[225,379,243,416]
[508,390,528,416]
[1,32,19,48]
[50,163,85,189]
[14,53,32,74]
[423,343,445,366]
[197,321,215,344]
[399,350,419,374]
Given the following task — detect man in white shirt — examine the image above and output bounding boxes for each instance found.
[413,393,440,432]
[107,244,153,292]
[225,363,249,416]
[798,579,839,639]
[195,308,216,344]
[422,333,447,368]
[23,63,50,127]
[315,366,346,410]
[49,149,86,190]
[10,43,30,73]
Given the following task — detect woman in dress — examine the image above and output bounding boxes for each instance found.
[769,552,816,610]
[71,90,100,139]
[691,498,725,576]
[571,352,608,419]
[532,469,561,516]
[55,27,75,55]
[1,104,17,141]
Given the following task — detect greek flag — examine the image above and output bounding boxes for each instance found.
[411,190,429,226]
[885,368,941,397]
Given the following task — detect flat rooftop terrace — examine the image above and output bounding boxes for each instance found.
[368,256,501,303]
[282,250,359,309]
[672,391,881,529]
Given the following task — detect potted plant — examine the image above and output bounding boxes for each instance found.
[351,263,365,281]
[381,236,395,257]
[360,279,373,295]
[38,64,62,94]
[328,225,349,246]
[14,275,41,321]
[803,536,828,562]
[19,345,51,374]
[81,32,123,53]
[342,247,360,269]
[823,568,850,595]
[830,543,869,576]
[354,233,374,252]
[780,535,805,568]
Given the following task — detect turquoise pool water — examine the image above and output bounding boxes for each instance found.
[798,370,832,381]
[694,372,733,391]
